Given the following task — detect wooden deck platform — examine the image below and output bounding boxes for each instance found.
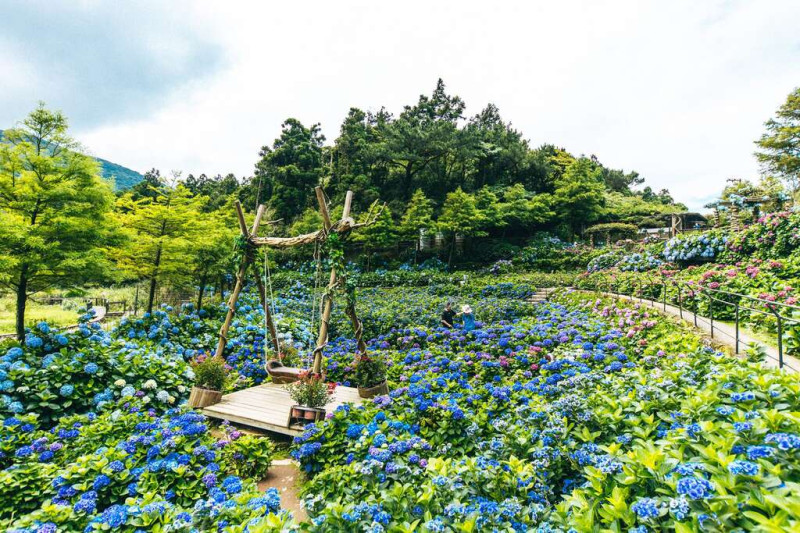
[201,383,363,437]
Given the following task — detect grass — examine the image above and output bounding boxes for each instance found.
[0,297,78,334]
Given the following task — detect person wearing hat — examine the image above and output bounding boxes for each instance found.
[461,304,475,332]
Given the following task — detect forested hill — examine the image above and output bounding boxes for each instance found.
[94,156,143,190]
[0,129,142,190]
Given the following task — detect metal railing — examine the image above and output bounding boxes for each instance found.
[593,274,800,372]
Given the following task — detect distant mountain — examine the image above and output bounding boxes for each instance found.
[0,129,142,191]
[93,156,143,190]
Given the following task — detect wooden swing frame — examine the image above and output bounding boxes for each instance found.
[214,187,373,377]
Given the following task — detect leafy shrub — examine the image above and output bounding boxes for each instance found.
[352,354,387,388]
[220,430,275,480]
[192,355,227,391]
[286,372,335,408]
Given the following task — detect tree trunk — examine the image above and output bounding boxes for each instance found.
[448,235,455,268]
[15,266,28,342]
[196,276,206,310]
[146,276,158,315]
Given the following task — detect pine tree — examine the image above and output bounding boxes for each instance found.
[399,189,434,261]
[0,103,117,341]
[755,87,800,192]
[437,188,486,266]
[114,184,211,313]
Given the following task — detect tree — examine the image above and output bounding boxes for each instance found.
[0,103,117,340]
[188,206,236,309]
[474,186,505,232]
[437,188,486,266]
[552,158,606,239]
[357,201,396,271]
[331,108,387,212]
[399,189,435,261]
[379,79,466,203]
[129,168,164,200]
[115,184,209,313]
[254,118,325,221]
[755,87,800,192]
[499,183,554,233]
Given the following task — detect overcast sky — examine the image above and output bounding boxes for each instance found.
[1,0,798,210]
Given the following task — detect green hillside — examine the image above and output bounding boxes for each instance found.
[0,129,142,190]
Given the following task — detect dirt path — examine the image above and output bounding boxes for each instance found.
[258,459,307,522]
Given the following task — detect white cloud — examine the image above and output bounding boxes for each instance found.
[6,0,798,211]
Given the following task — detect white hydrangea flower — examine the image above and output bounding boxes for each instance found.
[143,379,157,389]
[114,379,126,387]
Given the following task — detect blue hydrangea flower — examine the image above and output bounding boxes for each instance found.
[676,477,714,500]
[728,460,760,476]
[631,497,660,519]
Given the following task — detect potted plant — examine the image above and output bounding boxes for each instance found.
[286,371,335,426]
[354,354,389,398]
[188,355,228,408]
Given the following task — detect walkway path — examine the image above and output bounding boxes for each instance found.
[530,288,800,373]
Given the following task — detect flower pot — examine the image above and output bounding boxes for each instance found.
[288,405,326,427]
[358,380,389,399]
[188,386,222,408]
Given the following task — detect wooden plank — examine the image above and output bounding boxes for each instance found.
[199,384,363,437]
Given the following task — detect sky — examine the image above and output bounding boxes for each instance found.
[1,0,798,211]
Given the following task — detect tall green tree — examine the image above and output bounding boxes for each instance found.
[0,104,117,341]
[255,118,325,221]
[188,206,236,309]
[499,183,554,233]
[552,158,606,239]
[357,201,396,271]
[755,87,800,192]
[380,79,466,204]
[399,189,435,260]
[437,188,486,266]
[474,186,506,232]
[115,184,209,313]
[331,108,387,212]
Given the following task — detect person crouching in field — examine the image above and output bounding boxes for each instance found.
[461,304,475,332]
[441,301,457,328]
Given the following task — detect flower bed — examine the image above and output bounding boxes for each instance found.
[2,273,800,531]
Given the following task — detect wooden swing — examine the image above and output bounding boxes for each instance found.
[214,187,374,382]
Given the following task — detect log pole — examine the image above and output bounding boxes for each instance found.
[312,187,337,374]
[214,201,267,359]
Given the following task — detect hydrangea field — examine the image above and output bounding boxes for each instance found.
[2,272,800,532]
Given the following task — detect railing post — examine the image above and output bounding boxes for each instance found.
[663,281,667,311]
[708,294,714,339]
[677,283,684,320]
[735,302,740,354]
[777,313,784,369]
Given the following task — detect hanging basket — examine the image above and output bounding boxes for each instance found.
[188,386,222,408]
[288,406,326,427]
[358,380,389,399]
